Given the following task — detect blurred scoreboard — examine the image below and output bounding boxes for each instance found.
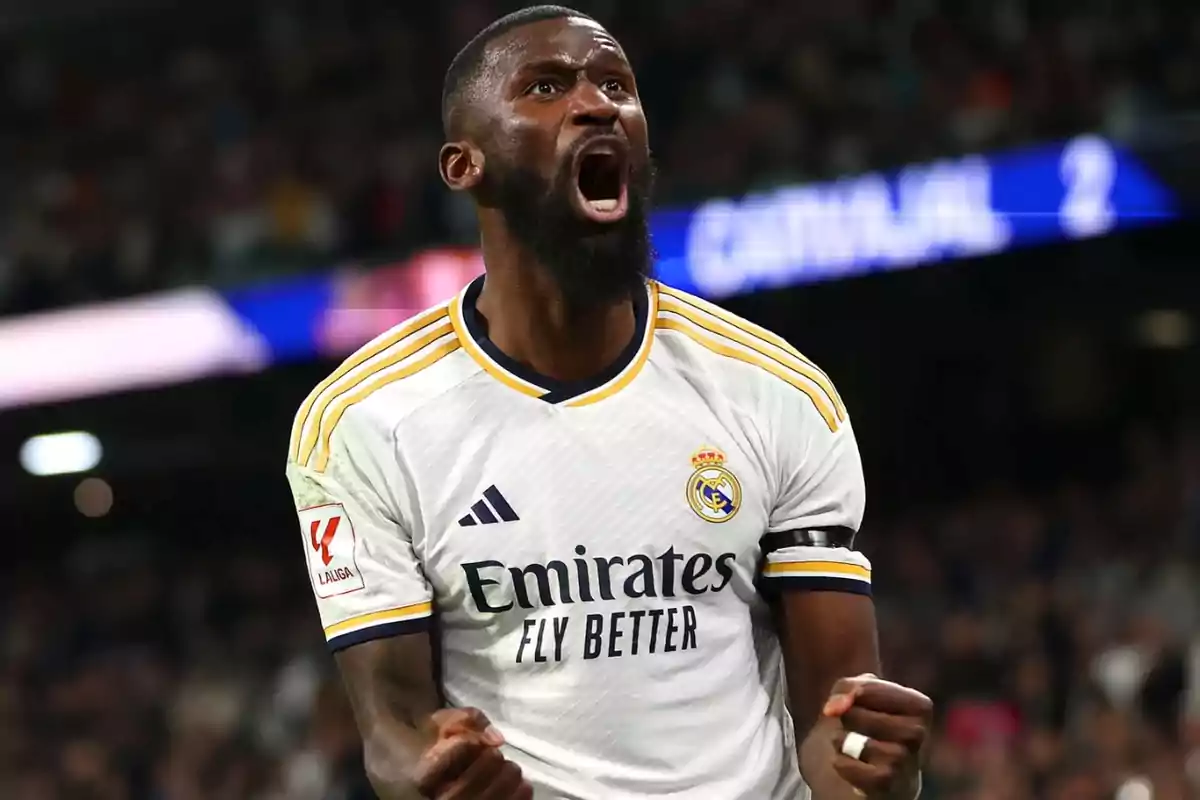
[0,136,1181,412]
[654,135,1179,297]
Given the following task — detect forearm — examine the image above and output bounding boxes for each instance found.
[361,717,430,800]
[335,635,443,800]
[776,592,887,798]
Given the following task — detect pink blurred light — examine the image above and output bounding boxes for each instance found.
[318,249,484,355]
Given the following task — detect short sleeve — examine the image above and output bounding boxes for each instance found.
[286,411,433,652]
[760,389,870,596]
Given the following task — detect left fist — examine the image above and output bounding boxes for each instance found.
[823,674,932,798]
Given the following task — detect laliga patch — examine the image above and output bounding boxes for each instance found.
[299,503,366,598]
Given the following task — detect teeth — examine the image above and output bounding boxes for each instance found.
[588,199,619,212]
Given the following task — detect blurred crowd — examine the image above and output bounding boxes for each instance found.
[875,423,1200,799]
[1,0,1199,313]
[0,423,1195,800]
[1,1,1199,796]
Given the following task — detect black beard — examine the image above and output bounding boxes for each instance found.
[484,152,656,315]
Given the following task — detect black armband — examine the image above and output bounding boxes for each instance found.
[759,526,857,555]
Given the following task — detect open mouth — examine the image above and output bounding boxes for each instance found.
[573,146,629,223]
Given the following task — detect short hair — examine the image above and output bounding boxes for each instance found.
[441,5,597,138]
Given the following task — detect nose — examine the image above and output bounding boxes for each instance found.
[568,80,619,129]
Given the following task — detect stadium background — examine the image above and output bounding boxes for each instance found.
[0,1,1198,798]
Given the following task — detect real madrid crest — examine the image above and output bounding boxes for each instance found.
[686,446,742,523]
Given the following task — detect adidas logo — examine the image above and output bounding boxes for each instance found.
[458,485,520,526]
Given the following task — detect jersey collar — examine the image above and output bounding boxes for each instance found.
[450,275,658,406]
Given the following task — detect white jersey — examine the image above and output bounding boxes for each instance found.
[286,277,870,800]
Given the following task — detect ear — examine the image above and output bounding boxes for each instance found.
[439,142,484,191]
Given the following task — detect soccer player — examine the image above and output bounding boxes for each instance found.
[286,5,932,799]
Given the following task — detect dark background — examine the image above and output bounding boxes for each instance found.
[0,1,1197,799]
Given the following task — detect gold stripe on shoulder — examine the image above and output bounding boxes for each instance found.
[311,339,460,473]
[658,285,828,372]
[296,316,454,468]
[657,293,845,423]
[289,307,451,463]
[658,285,846,420]
[656,316,839,432]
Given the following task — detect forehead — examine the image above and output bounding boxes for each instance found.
[489,17,627,75]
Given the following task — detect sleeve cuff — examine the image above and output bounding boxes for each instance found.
[761,546,871,595]
[324,601,434,652]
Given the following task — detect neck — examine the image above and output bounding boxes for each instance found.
[475,220,639,384]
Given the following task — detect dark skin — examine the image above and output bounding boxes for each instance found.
[336,634,531,799]
[336,15,931,800]
[439,16,646,383]
[782,593,931,798]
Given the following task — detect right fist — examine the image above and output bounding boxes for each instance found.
[412,707,533,799]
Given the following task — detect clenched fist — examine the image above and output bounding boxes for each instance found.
[823,674,932,799]
[412,708,533,800]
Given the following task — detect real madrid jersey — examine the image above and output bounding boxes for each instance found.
[285,276,870,800]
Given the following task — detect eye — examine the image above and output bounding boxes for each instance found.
[601,78,627,94]
[526,79,560,97]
